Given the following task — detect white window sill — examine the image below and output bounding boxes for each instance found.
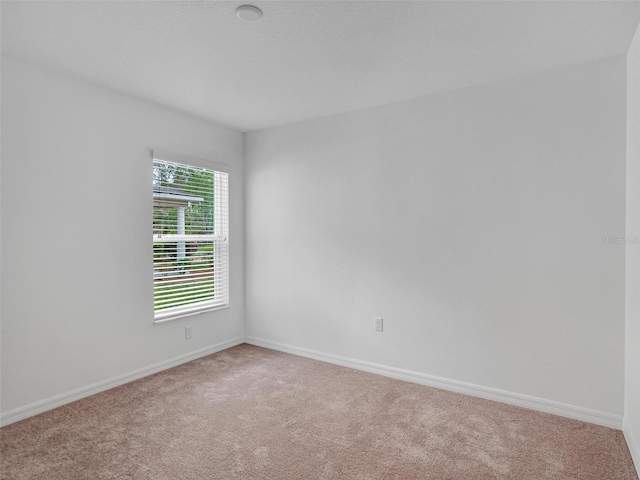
[154,304,229,324]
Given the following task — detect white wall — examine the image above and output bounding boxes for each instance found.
[245,57,627,417]
[625,22,640,471]
[0,58,245,417]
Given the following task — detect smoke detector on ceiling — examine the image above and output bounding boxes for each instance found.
[236,5,263,22]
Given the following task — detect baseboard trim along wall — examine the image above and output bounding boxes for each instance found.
[0,336,245,427]
[245,336,623,430]
[1,336,624,431]
[624,419,640,475]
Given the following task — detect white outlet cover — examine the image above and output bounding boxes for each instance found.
[374,317,383,332]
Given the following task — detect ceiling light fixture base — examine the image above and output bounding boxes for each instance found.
[236,5,263,22]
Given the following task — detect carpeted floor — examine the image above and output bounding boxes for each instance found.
[1,344,637,479]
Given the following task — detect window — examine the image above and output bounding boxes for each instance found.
[152,151,229,322]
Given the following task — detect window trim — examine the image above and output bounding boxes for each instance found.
[154,303,229,324]
[151,150,229,324]
[152,150,229,174]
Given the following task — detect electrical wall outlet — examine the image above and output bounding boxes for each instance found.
[374,317,383,332]
[185,326,192,340]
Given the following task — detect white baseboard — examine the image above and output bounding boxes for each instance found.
[245,336,623,430]
[0,336,244,427]
[624,419,640,476]
[1,335,625,433]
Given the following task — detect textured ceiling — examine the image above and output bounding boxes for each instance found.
[2,1,640,132]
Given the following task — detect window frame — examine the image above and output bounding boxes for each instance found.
[152,150,229,324]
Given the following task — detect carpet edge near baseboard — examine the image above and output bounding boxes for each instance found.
[244,336,623,431]
[1,336,625,433]
[0,336,245,427]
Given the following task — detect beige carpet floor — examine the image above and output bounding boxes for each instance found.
[1,344,637,479]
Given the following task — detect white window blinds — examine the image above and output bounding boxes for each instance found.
[152,155,229,322]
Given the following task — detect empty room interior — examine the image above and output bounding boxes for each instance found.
[3,1,640,478]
